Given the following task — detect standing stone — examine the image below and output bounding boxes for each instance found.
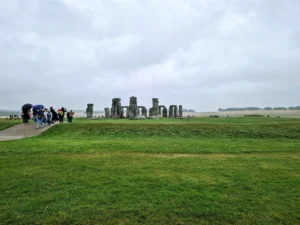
[149,108,153,117]
[129,96,137,105]
[150,98,159,116]
[162,106,168,118]
[141,107,147,118]
[129,104,138,119]
[105,107,110,118]
[174,105,178,118]
[169,106,173,118]
[179,105,183,117]
[86,104,94,119]
[128,96,138,119]
[159,105,168,118]
[111,98,122,118]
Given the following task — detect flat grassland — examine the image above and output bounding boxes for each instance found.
[0,118,299,224]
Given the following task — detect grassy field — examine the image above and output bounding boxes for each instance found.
[0,118,299,224]
[0,119,22,131]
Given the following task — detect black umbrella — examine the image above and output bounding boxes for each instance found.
[22,103,32,111]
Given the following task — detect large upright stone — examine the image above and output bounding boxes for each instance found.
[168,106,173,118]
[173,105,178,118]
[111,98,122,118]
[162,106,168,117]
[142,107,147,117]
[86,104,94,119]
[150,98,159,116]
[179,105,183,117]
[129,104,138,119]
[128,96,138,119]
[169,105,178,118]
[159,105,168,118]
[105,107,110,118]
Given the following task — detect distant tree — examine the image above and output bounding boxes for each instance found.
[288,106,300,110]
[264,107,273,110]
[273,107,287,110]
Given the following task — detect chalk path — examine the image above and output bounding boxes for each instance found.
[0,122,57,141]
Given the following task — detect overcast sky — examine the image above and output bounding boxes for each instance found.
[0,0,299,111]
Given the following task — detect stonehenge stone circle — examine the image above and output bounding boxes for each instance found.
[101,97,184,120]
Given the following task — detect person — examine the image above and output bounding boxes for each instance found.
[66,111,70,122]
[43,109,48,126]
[23,109,30,124]
[46,109,52,125]
[36,109,44,129]
[68,110,74,123]
[58,109,64,123]
[50,107,58,124]
[58,107,66,123]
[32,108,37,123]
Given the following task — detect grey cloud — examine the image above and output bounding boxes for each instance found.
[0,0,299,111]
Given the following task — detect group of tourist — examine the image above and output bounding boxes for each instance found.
[21,106,75,128]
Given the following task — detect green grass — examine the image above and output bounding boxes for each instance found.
[0,119,22,131]
[0,118,299,224]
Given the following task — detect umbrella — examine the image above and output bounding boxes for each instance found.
[33,105,44,111]
[22,103,32,110]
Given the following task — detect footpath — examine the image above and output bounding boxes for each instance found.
[0,123,57,141]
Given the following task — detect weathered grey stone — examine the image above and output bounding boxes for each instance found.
[135,115,146,119]
[129,104,138,119]
[142,107,147,117]
[149,108,153,117]
[111,98,122,118]
[169,105,178,118]
[150,98,159,116]
[168,106,173,118]
[128,96,138,119]
[148,116,159,119]
[179,105,183,117]
[162,107,168,117]
[159,105,168,118]
[86,104,94,119]
[104,108,110,118]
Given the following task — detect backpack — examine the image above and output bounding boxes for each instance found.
[47,111,52,119]
[59,111,64,116]
[37,110,43,120]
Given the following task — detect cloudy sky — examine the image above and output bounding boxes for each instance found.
[0,0,299,111]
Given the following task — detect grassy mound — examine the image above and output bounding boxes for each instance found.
[0,118,299,224]
[0,119,22,131]
[40,122,300,139]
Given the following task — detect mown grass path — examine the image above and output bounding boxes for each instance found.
[0,118,299,224]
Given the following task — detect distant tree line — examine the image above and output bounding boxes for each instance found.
[218,106,300,112]
[183,109,196,112]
